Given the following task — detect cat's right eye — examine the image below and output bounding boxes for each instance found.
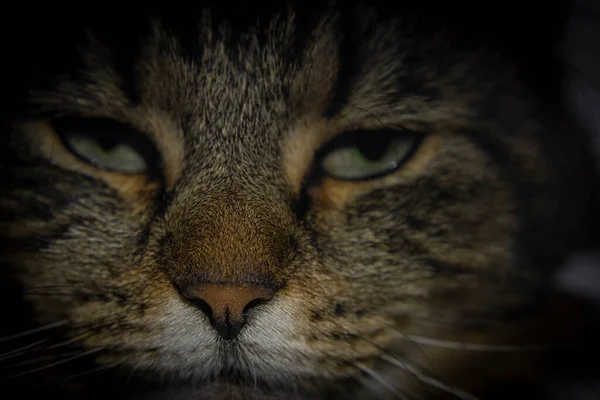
[51,117,159,175]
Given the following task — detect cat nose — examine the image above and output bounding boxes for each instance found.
[187,284,275,340]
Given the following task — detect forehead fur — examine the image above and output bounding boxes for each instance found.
[21,4,536,193]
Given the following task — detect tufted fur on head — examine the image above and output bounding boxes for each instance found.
[1,2,598,399]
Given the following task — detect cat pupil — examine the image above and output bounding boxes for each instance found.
[356,136,393,161]
[95,134,122,152]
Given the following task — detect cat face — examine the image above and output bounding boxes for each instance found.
[0,3,595,399]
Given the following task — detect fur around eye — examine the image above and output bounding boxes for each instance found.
[51,117,159,175]
[319,130,423,180]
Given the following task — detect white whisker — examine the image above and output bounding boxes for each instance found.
[379,354,480,400]
[355,361,409,400]
[0,339,49,361]
[51,361,123,384]
[46,331,95,350]
[394,332,551,352]
[366,314,551,352]
[30,360,125,388]
[2,347,104,381]
[0,321,67,343]
[7,351,82,368]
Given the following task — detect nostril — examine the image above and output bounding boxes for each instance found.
[242,297,271,317]
[188,297,214,321]
[181,284,275,340]
[174,282,215,321]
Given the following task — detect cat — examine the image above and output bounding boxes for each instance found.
[1,2,599,399]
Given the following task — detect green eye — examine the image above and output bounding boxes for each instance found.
[319,130,423,180]
[52,117,158,175]
[63,134,147,173]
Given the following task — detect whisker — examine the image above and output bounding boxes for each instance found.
[291,380,300,400]
[45,332,92,350]
[379,354,480,400]
[326,318,432,396]
[46,312,139,350]
[2,347,104,381]
[6,350,82,368]
[0,321,67,343]
[1,313,135,373]
[35,361,125,387]
[396,335,553,352]
[21,292,81,298]
[0,339,49,362]
[366,315,555,352]
[355,361,409,400]
[21,284,88,291]
[386,311,504,332]
[22,287,101,297]
[363,316,439,377]
[125,361,142,386]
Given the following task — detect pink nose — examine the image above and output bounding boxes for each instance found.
[188,284,274,340]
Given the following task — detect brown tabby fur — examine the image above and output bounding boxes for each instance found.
[0,2,598,399]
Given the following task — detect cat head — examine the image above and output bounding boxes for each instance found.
[1,2,595,399]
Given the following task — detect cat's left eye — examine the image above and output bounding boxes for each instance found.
[318,129,423,180]
[51,117,159,175]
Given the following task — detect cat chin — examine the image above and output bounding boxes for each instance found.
[133,388,306,400]
[117,354,318,390]
[126,370,323,400]
[129,383,287,400]
[126,370,386,400]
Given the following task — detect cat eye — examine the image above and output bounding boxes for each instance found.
[318,129,423,180]
[52,117,159,175]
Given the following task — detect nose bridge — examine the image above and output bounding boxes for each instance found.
[164,187,294,339]
[168,191,294,287]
